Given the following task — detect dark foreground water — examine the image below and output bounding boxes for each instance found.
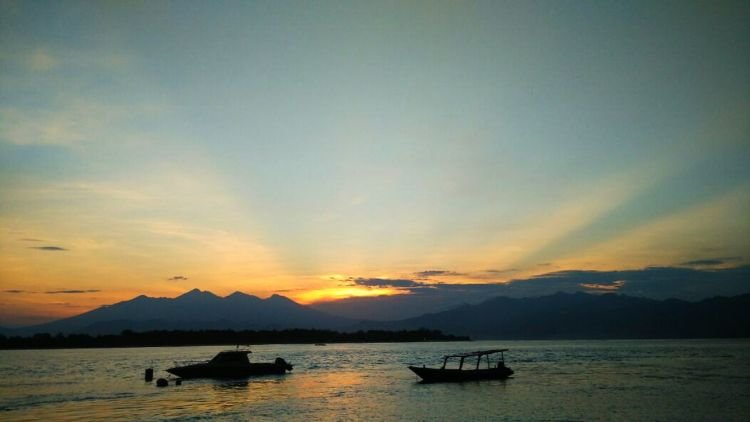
[1,339,748,421]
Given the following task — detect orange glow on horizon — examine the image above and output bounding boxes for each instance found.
[293,287,407,304]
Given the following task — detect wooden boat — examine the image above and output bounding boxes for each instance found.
[408,349,513,382]
[166,350,293,379]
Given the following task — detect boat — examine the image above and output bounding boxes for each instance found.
[408,349,513,382]
[166,349,293,379]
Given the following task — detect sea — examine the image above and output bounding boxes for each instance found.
[0,339,748,421]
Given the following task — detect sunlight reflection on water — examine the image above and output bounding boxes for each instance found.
[0,340,748,420]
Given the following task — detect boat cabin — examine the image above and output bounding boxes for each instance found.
[440,349,508,370]
[209,350,251,364]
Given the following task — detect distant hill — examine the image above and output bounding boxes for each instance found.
[10,290,750,339]
[16,289,353,335]
[360,292,750,339]
[311,265,750,321]
[311,293,465,321]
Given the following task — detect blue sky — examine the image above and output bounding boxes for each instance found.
[0,1,748,325]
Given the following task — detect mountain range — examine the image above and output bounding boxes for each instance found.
[4,289,750,339]
[310,265,750,321]
[361,292,750,339]
[9,289,350,335]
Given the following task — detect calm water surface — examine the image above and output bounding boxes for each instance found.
[1,339,748,421]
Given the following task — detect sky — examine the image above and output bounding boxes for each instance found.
[1,0,749,326]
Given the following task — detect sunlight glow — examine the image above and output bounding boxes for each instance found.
[294,287,406,304]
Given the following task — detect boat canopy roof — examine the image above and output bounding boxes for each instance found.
[210,350,252,363]
[444,349,508,358]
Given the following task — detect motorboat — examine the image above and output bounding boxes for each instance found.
[166,349,293,379]
[408,349,513,382]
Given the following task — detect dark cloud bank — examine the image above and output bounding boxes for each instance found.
[3,289,100,295]
[352,278,423,288]
[679,257,742,267]
[313,265,750,321]
[413,270,466,279]
[29,246,67,251]
[45,290,100,294]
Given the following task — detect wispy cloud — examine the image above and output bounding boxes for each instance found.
[26,49,59,71]
[1,100,125,147]
[29,246,67,251]
[3,289,26,294]
[19,238,43,242]
[15,47,128,73]
[346,266,750,303]
[413,270,465,278]
[580,280,626,292]
[485,269,518,274]
[679,257,742,267]
[352,278,425,288]
[1,92,163,148]
[167,275,188,281]
[411,268,518,281]
[45,289,100,294]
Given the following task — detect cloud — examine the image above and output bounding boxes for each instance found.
[352,278,425,288]
[580,280,626,292]
[336,261,750,317]
[3,289,26,293]
[29,246,67,251]
[167,275,188,281]
[1,96,161,148]
[413,270,465,278]
[19,238,43,242]
[317,265,750,321]
[412,269,517,281]
[27,49,59,71]
[45,289,101,294]
[484,269,518,274]
[679,257,742,267]
[519,266,750,300]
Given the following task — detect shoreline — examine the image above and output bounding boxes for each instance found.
[0,328,470,350]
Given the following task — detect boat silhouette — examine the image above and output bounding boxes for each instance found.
[408,349,513,382]
[166,349,293,379]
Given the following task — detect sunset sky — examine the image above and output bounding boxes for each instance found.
[1,1,749,326]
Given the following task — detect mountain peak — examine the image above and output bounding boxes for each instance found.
[177,288,218,300]
[225,291,261,301]
[267,294,297,304]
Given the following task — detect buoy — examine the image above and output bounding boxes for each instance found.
[145,368,154,382]
[175,378,182,386]
[156,378,168,387]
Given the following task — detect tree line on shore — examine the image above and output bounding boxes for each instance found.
[0,328,469,349]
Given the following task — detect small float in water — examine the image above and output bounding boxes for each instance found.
[166,349,293,379]
[408,349,513,383]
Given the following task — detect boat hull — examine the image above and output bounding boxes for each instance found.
[408,366,513,383]
[166,362,291,379]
